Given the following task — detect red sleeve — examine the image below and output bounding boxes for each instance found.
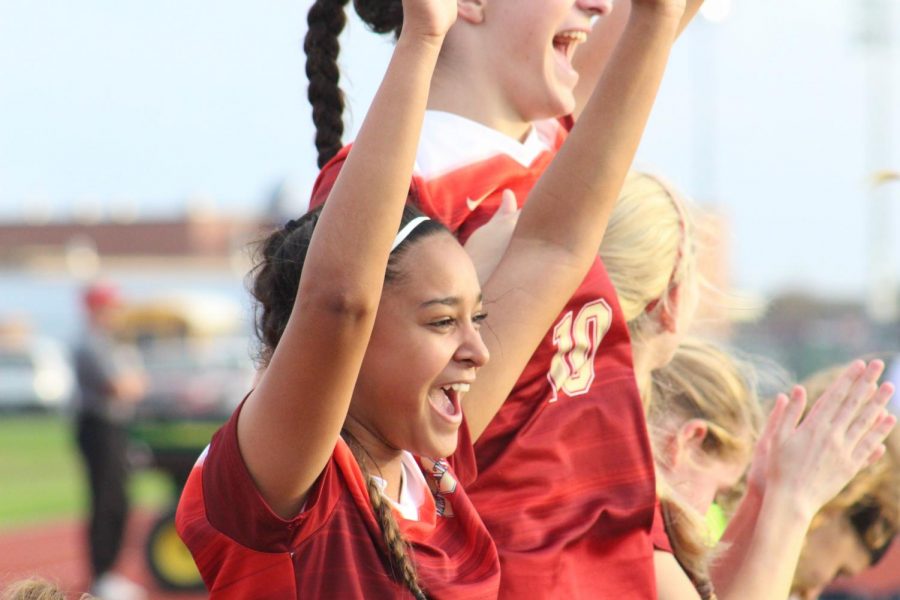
[309,146,351,211]
[651,499,674,553]
[309,145,435,228]
[201,402,343,552]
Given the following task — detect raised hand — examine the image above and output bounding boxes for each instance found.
[400,0,457,42]
[764,360,896,518]
[464,190,520,285]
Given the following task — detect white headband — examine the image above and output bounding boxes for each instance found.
[391,216,431,251]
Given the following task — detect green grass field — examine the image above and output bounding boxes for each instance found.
[0,414,174,531]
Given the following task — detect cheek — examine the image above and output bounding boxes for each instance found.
[667,464,717,514]
[689,479,719,515]
[361,314,454,396]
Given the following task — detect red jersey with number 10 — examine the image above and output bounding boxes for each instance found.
[310,111,658,599]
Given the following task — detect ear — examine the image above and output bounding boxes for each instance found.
[457,0,486,24]
[673,418,708,464]
[658,284,681,333]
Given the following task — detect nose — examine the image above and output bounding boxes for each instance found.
[457,323,490,369]
[577,0,614,17]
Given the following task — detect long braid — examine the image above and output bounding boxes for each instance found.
[342,432,427,599]
[304,0,351,168]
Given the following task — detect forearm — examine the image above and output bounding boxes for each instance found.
[242,30,445,517]
[303,31,444,302]
[714,486,813,600]
[572,0,631,120]
[516,6,680,266]
[466,7,681,440]
[572,0,702,120]
[709,487,763,594]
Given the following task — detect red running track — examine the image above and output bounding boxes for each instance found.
[0,510,206,600]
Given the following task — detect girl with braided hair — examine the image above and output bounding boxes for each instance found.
[305,0,705,597]
[178,0,692,596]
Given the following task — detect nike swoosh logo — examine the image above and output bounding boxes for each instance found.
[466,189,496,211]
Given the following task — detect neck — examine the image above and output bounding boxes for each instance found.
[630,339,657,407]
[342,417,404,502]
[427,45,533,141]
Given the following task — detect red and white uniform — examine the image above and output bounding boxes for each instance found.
[311,111,659,599]
[176,403,500,599]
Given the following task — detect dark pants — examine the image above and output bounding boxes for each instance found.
[76,413,129,578]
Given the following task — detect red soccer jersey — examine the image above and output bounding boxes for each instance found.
[310,111,658,599]
[176,402,500,599]
[651,500,675,554]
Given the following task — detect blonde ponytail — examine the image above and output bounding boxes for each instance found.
[601,171,697,333]
[649,339,763,597]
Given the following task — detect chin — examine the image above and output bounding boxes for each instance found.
[541,86,577,120]
[415,435,459,460]
[515,81,577,123]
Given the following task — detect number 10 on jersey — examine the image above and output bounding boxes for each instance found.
[547,299,612,403]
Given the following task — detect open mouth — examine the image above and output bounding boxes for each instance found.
[552,30,588,63]
[428,382,469,424]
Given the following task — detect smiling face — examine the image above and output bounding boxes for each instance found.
[348,232,489,461]
[477,0,612,122]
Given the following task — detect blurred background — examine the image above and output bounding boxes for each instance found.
[1,0,899,598]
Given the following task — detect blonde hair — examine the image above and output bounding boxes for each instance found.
[1,578,94,600]
[648,338,763,599]
[799,364,900,558]
[600,171,699,400]
[601,171,697,336]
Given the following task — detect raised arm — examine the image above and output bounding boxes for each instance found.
[707,361,894,600]
[571,0,706,120]
[462,0,684,440]
[238,0,456,518]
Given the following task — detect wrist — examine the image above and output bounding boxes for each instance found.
[761,483,817,526]
[396,29,447,53]
[628,2,685,27]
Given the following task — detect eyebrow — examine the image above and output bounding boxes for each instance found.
[419,293,483,309]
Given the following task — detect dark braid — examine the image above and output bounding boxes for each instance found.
[304,0,406,168]
[343,431,427,599]
[304,0,352,168]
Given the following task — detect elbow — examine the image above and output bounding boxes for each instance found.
[300,286,381,323]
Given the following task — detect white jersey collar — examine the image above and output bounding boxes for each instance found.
[416,110,556,178]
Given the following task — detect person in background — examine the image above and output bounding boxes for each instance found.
[1,577,95,600]
[72,282,147,600]
[791,364,900,600]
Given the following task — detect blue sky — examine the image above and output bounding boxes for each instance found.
[1,0,899,298]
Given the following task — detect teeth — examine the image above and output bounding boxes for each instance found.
[441,383,471,393]
[555,31,587,44]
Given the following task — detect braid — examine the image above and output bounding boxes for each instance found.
[304,0,352,168]
[659,495,716,600]
[342,432,427,599]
